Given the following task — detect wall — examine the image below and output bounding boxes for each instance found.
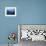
[19,0,46,24]
[0,0,18,44]
[0,0,46,44]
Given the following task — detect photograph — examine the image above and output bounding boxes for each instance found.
[5,7,16,16]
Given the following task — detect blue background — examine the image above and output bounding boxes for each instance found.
[0,0,46,44]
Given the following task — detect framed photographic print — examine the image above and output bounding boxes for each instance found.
[5,7,16,16]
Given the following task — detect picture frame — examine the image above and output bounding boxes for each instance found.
[5,7,16,16]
